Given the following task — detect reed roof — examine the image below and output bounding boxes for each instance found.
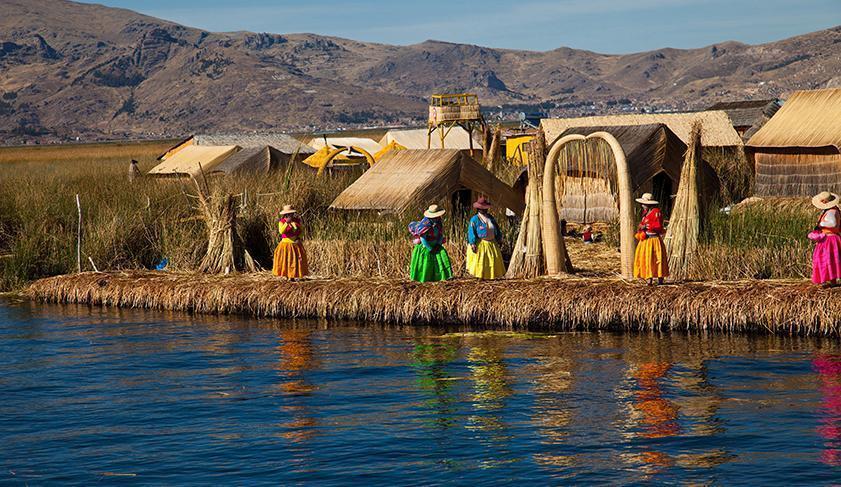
[747,89,841,151]
[210,146,272,175]
[707,99,781,130]
[380,127,479,150]
[193,133,315,153]
[330,149,524,214]
[147,145,239,177]
[542,111,743,148]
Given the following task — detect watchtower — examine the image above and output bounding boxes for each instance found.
[427,93,484,152]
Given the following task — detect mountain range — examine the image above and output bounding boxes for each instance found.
[1,0,839,143]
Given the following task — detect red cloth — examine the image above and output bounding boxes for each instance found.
[639,208,665,235]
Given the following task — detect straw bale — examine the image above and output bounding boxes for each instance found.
[542,111,743,149]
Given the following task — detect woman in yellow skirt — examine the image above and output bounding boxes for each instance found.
[272,205,308,279]
[633,193,669,285]
[466,196,505,279]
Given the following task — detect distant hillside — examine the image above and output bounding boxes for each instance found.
[1,0,839,143]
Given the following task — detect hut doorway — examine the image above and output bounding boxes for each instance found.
[542,132,636,278]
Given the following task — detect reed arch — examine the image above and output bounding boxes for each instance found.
[542,132,635,278]
[316,146,376,176]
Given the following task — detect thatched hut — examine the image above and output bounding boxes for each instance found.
[151,133,315,177]
[329,149,524,214]
[542,110,748,202]
[707,99,781,142]
[746,88,841,197]
[548,124,720,224]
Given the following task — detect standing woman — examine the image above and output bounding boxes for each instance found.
[272,205,308,279]
[408,205,453,282]
[466,196,505,279]
[633,192,669,285]
[809,191,841,287]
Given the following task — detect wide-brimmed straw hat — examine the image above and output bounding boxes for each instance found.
[473,196,492,210]
[279,204,297,215]
[635,193,659,205]
[812,191,840,210]
[424,204,446,218]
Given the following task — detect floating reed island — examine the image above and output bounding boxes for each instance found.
[27,271,841,336]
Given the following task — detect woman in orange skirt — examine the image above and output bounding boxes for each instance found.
[633,193,669,285]
[272,205,308,279]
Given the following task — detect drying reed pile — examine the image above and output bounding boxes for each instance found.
[28,271,841,336]
[665,122,702,278]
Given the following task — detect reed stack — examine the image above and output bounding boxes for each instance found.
[665,121,703,278]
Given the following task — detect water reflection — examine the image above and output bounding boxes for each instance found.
[411,339,459,429]
[465,339,513,434]
[814,354,841,466]
[275,328,317,443]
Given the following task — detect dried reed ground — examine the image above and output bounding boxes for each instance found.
[28,270,841,336]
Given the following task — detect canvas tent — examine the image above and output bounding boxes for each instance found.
[707,99,781,142]
[330,149,525,214]
[746,88,841,197]
[548,124,719,224]
[379,127,479,150]
[541,111,743,150]
[147,145,239,178]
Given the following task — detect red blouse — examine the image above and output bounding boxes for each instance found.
[639,208,665,235]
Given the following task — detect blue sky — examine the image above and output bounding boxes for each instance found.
[85,0,840,53]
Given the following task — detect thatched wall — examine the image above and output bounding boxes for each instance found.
[753,148,841,197]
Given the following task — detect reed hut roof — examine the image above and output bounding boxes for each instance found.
[707,99,781,130]
[380,127,479,150]
[147,145,239,177]
[554,124,685,191]
[193,133,315,153]
[307,136,383,156]
[329,149,525,214]
[158,133,314,161]
[542,111,743,148]
[209,146,280,175]
[747,89,841,151]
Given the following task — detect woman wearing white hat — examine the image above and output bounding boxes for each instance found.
[633,193,669,284]
[407,204,453,282]
[809,191,841,286]
[272,204,308,279]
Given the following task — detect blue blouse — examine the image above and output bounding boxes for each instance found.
[467,213,502,245]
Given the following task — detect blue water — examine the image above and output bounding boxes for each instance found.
[2,299,841,485]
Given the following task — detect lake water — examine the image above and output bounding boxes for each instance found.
[2,299,841,485]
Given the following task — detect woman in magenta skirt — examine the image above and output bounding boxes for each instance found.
[809,191,841,287]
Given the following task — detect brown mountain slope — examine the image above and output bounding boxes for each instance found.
[1,0,839,142]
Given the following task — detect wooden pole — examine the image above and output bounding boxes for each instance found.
[75,194,82,273]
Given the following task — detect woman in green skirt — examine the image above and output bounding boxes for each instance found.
[408,204,453,282]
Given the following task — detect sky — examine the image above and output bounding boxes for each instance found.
[83,0,841,53]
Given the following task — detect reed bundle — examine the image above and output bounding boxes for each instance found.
[192,176,257,274]
[507,132,547,278]
[28,271,841,336]
[665,122,703,279]
[482,125,502,173]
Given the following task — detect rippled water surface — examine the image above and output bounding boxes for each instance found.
[2,299,841,484]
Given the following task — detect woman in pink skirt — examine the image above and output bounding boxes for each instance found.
[810,191,841,287]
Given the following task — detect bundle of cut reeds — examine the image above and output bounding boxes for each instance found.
[507,131,546,278]
[192,176,257,274]
[482,125,502,173]
[665,121,702,279]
